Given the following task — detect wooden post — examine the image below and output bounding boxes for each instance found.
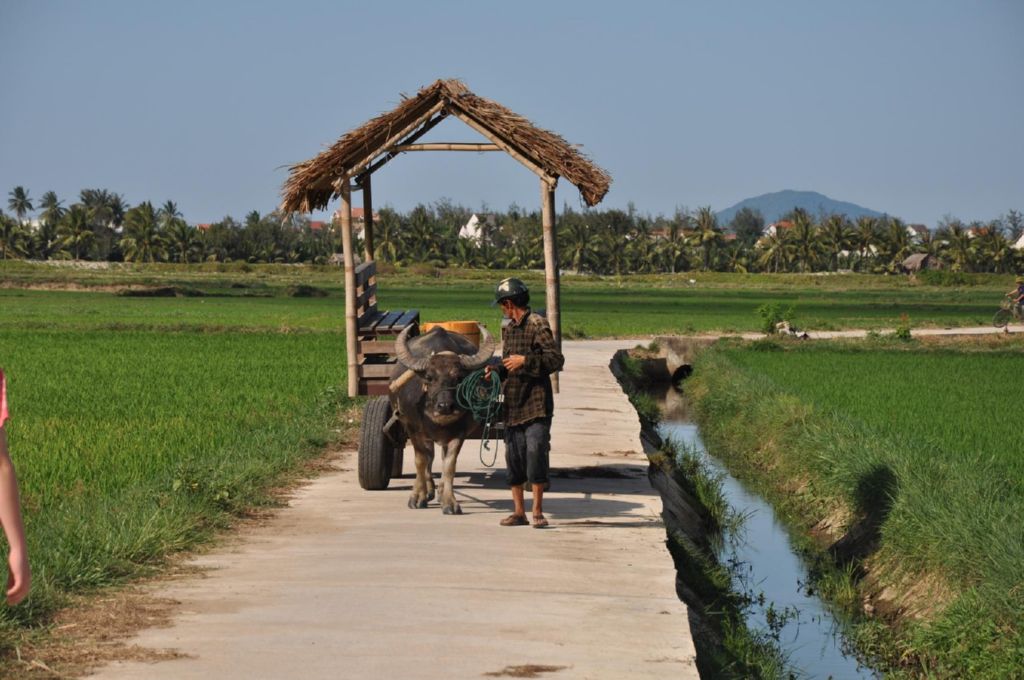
[340,181,359,397]
[362,174,374,262]
[541,177,560,393]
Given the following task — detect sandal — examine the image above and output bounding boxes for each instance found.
[500,514,529,527]
[532,515,549,528]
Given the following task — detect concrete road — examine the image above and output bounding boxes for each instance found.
[93,340,699,680]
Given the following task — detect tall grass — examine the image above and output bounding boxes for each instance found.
[687,339,1024,677]
[0,328,347,650]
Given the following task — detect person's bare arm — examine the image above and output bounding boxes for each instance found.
[0,428,30,605]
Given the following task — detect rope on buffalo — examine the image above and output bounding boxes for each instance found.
[456,368,503,467]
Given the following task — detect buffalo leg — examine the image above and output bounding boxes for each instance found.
[425,442,436,501]
[439,438,464,515]
[408,439,434,509]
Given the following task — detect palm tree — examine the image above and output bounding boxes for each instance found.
[820,214,852,271]
[121,201,167,262]
[789,209,822,272]
[722,241,750,273]
[80,189,113,225]
[564,220,597,274]
[757,230,792,273]
[627,227,657,273]
[594,229,627,276]
[656,210,689,273]
[109,194,127,232]
[159,200,182,230]
[38,191,65,226]
[0,212,29,260]
[166,220,198,263]
[80,189,126,259]
[972,224,1012,273]
[880,217,911,272]
[373,208,403,263]
[938,220,972,272]
[853,216,879,271]
[451,238,478,268]
[405,204,443,262]
[690,206,722,272]
[7,187,33,226]
[58,205,95,259]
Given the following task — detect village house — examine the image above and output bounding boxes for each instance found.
[331,207,379,238]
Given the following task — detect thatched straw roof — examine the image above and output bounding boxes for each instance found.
[280,79,611,213]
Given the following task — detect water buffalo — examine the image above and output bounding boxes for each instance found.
[391,324,495,514]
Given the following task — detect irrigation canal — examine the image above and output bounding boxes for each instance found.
[653,385,881,679]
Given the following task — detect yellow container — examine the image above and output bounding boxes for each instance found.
[421,320,481,348]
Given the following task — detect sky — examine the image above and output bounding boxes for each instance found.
[1,0,1022,228]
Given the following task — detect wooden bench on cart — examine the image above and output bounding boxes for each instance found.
[353,260,419,397]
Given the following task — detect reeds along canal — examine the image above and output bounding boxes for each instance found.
[611,349,881,679]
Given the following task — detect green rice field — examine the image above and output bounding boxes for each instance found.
[0,260,1020,670]
[0,260,1013,336]
[687,339,1024,678]
[0,327,346,650]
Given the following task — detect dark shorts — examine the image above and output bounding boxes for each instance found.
[504,417,551,487]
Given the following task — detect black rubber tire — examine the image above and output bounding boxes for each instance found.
[359,397,393,490]
[993,308,1011,329]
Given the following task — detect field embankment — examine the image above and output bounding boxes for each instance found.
[685,335,1024,678]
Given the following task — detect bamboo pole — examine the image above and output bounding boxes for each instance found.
[392,143,501,152]
[354,111,448,184]
[362,174,374,262]
[340,182,359,397]
[541,177,560,393]
[447,108,556,184]
[346,101,445,178]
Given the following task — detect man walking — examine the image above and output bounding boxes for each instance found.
[485,278,564,528]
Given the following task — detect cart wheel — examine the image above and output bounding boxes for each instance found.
[359,397,394,490]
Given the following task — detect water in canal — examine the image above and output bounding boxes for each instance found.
[655,390,880,679]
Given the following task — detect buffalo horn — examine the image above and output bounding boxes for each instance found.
[459,324,496,370]
[395,325,430,372]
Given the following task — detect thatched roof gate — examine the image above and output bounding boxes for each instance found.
[281,79,611,396]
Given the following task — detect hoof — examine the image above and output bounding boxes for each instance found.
[427,490,436,502]
[408,496,429,509]
[442,503,463,515]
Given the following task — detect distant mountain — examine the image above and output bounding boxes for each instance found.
[715,190,886,226]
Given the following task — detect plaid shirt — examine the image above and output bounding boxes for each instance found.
[498,309,564,427]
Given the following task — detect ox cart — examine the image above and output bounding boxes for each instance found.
[357,322,503,492]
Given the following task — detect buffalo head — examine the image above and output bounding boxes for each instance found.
[394,324,495,425]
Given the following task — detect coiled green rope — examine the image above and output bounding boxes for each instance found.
[456,368,503,467]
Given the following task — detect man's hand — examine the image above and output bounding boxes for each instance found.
[502,354,526,373]
[483,365,492,381]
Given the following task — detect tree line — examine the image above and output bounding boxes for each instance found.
[3,186,1022,274]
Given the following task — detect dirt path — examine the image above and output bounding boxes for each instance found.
[91,340,699,680]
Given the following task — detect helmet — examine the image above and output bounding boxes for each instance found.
[493,277,529,305]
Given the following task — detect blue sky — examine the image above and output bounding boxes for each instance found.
[1,0,1021,228]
